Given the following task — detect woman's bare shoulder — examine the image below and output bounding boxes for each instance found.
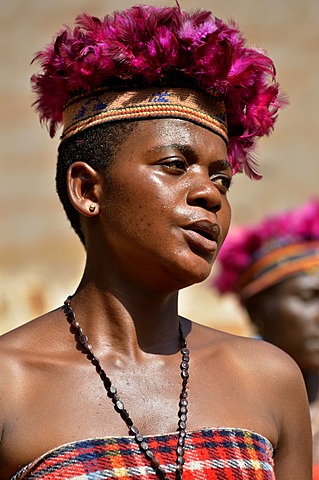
[0,307,62,345]
[0,307,67,415]
[188,319,305,388]
[0,307,65,381]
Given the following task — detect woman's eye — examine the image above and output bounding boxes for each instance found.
[298,290,318,302]
[161,159,187,172]
[210,174,232,192]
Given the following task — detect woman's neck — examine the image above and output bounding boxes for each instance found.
[68,280,182,356]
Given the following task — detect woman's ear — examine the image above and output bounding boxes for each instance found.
[67,162,101,217]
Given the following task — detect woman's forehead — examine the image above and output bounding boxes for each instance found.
[122,118,229,157]
[276,271,319,294]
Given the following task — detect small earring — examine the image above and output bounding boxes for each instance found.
[89,204,96,213]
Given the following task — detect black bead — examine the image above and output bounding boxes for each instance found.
[151,457,160,468]
[178,420,186,429]
[91,355,100,366]
[140,441,149,452]
[79,334,88,344]
[136,433,144,443]
[125,417,133,427]
[130,425,139,435]
[120,409,130,421]
[177,446,184,456]
[179,413,187,422]
[108,385,117,398]
[114,400,124,411]
[145,449,154,460]
[156,466,168,479]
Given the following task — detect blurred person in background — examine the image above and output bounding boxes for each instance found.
[214,198,319,477]
[0,4,312,480]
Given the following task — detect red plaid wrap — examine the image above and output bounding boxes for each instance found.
[11,427,275,479]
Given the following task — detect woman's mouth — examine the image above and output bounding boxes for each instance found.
[182,220,220,253]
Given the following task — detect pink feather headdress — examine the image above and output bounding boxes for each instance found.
[31,4,287,178]
[213,199,319,299]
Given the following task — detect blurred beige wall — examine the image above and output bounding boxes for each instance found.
[1,0,318,335]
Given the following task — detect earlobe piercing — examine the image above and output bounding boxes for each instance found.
[89,204,96,213]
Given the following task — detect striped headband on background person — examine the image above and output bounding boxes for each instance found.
[235,241,319,299]
[213,199,319,301]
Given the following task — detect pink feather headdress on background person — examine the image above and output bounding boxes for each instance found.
[31,4,287,179]
[213,199,319,300]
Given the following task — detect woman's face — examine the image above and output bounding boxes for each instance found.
[257,271,319,372]
[93,118,232,292]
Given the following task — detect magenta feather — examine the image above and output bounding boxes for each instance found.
[31,5,287,177]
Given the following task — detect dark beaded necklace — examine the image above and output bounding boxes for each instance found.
[63,296,190,480]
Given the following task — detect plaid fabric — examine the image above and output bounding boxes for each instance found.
[11,428,275,479]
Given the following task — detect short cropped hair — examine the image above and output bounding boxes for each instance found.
[56,121,136,246]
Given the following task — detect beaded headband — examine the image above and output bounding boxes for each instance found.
[62,87,228,143]
[213,199,319,300]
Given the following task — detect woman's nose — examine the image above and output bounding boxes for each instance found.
[187,175,222,212]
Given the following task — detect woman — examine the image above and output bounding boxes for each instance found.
[214,199,319,477]
[0,5,311,479]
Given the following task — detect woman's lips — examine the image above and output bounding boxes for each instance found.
[182,220,220,253]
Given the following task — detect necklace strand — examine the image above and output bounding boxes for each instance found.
[63,296,190,480]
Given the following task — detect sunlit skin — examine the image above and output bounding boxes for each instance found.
[0,119,312,479]
[80,119,232,294]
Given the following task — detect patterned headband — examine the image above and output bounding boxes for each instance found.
[236,241,319,299]
[62,87,228,143]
